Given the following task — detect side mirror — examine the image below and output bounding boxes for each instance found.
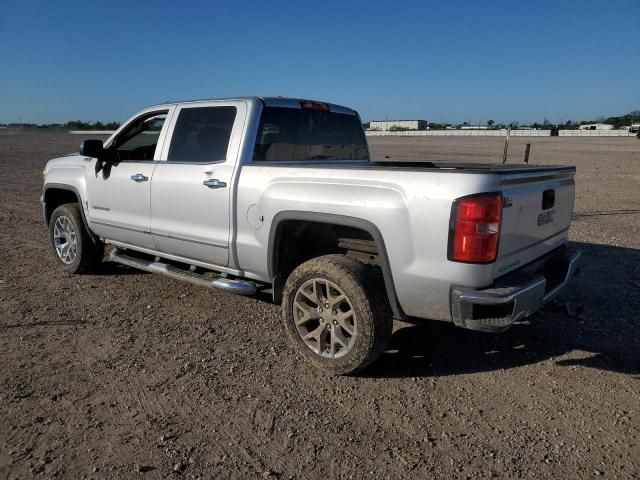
[79,139,105,158]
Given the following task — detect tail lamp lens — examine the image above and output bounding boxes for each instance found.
[449,193,502,263]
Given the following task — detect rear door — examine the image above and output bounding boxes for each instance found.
[150,101,247,266]
[85,109,172,249]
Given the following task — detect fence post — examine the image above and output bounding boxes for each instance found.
[502,128,511,163]
[524,143,531,164]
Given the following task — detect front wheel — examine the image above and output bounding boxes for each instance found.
[282,255,393,375]
[48,203,104,274]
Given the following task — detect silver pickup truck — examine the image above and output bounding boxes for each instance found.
[42,97,580,374]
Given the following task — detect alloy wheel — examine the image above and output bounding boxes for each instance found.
[293,278,357,358]
[53,215,78,264]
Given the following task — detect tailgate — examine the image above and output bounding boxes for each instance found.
[495,168,575,276]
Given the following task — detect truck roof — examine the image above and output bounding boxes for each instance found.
[148,96,358,116]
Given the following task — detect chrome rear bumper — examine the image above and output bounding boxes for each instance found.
[451,247,581,333]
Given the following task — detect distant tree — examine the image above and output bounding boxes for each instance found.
[531,120,552,130]
[363,121,370,129]
[64,120,120,131]
[487,119,495,128]
[603,114,635,129]
[65,120,90,130]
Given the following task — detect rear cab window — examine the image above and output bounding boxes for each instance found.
[253,105,369,162]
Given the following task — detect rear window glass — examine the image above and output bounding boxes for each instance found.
[253,107,369,162]
[168,106,236,163]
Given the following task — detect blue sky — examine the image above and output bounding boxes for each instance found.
[1,0,638,124]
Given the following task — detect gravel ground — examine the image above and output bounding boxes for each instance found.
[1,131,639,479]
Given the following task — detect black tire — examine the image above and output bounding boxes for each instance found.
[282,254,393,375]
[48,203,104,274]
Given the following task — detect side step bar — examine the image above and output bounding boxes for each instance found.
[109,248,257,296]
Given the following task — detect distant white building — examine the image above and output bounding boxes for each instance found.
[578,123,614,130]
[630,122,640,133]
[368,120,427,131]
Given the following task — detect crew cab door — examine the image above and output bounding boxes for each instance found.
[85,109,173,249]
[150,101,246,266]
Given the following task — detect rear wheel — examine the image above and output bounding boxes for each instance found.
[48,203,104,274]
[282,254,392,375]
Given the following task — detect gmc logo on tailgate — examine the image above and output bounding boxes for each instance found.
[537,210,555,226]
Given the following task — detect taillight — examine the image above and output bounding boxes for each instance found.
[449,193,502,263]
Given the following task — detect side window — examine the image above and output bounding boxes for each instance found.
[167,106,237,163]
[113,112,167,161]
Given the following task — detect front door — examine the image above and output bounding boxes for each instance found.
[85,110,170,249]
[150,101,246,266]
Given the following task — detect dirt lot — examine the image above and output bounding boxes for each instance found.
[1,131,639,479]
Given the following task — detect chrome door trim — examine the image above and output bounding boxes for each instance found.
[91,220,150,235]
[151,231,228,249]
[94,220,229,249]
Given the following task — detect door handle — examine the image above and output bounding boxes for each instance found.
[130,174,148,182]
[203,179,227,189]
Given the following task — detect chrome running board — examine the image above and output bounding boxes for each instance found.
[109,248,257,296]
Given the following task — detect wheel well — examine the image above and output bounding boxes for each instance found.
[270,218,402,318]
[273,220,379,279]
[44,186,100,245]
[43,188,79,224]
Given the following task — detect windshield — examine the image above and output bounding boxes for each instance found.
[253,107,369,162]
